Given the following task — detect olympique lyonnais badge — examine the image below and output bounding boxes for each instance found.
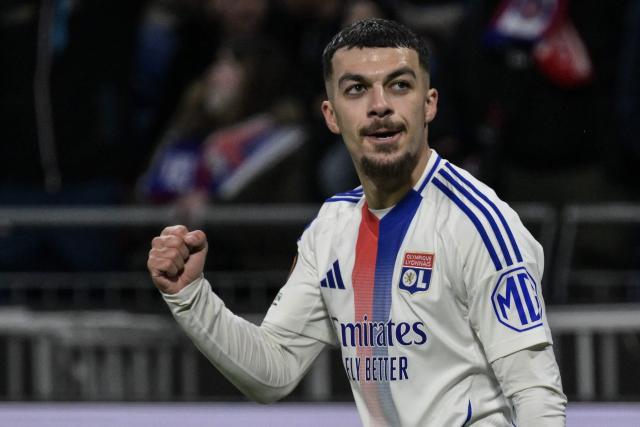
[399,252,434,294]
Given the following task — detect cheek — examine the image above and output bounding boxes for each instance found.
[415,103,428,126]
[334,107,359,136]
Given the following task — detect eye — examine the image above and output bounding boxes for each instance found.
[390,80,412,92]
[345,83,366,96]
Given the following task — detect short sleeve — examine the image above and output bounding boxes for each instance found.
[262,222,336,345]
[461,203,553,363]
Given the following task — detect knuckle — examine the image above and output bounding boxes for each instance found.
[147,255,162,271]
[157,235,178,248]
[162,225,188,236]
[151,236,163,248]
[167,247,180,259]
[168,235,184,247]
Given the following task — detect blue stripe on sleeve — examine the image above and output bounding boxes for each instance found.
[438,169,513,266]
[433,177,503,271]
[445,163,523,263]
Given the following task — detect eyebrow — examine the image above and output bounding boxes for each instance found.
[337,73,366,88]
[385,67,417,83]
[337,66,418,88]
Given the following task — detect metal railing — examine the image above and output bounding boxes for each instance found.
[1,304,639,402]
[0,205,319,227]
[4,202,639,303]
[548,304,640,401]
[0,271,287,313]
[0,307,193,401]
[553,204,640,303]
[0,203,553,231]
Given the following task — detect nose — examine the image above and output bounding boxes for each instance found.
[367,85,392,118]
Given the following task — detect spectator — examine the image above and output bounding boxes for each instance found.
[447,0,630,205]
[131,0,290,167]
[138,37,308,224]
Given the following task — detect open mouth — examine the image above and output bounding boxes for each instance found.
[366,129,402,142]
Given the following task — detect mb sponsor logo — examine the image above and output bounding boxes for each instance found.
[491,267,543,332]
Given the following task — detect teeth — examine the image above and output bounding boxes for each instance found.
[372,132,395,138]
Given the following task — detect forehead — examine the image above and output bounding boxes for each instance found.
[331,47,421,82]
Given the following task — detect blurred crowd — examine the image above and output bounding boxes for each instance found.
[1,0,639,272]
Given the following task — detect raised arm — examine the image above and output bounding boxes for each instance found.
[147,225,329,403]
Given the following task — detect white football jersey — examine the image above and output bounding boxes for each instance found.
[263,150,553,426]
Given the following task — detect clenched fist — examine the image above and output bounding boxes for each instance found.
[147,225,208,295]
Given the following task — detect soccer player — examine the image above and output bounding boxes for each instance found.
[148,18,567,426]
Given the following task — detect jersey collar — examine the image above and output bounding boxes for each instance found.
[413,149,443,196]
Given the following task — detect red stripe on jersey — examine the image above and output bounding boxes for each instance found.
[353,204,378,325]
[352,203,384,421]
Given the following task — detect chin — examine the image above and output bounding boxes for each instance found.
[360,151,418,182]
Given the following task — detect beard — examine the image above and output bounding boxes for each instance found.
[360,147,419,187]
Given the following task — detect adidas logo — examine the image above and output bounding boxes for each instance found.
[320,260,346,290]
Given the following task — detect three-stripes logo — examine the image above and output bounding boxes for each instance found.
[321,260,346,290]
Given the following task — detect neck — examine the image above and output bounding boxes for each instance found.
[360,148,431,209]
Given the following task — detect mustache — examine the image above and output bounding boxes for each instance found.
[359,119,405,136]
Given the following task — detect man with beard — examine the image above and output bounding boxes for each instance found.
[148,18,566,426]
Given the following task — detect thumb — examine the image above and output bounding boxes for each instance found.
[178,230,208,288]
[184,230,207,253]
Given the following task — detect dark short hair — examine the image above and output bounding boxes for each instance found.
[322,18,430,81]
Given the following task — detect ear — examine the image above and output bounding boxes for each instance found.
[424,88,438,124]
[321,100,341,134]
